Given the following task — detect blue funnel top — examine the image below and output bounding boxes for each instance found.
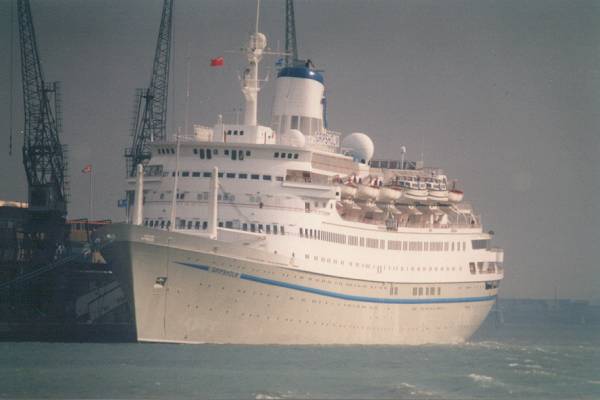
[277,66,324,84]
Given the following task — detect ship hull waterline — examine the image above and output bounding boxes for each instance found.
[99,223,496,345]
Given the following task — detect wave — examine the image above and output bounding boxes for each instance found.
[389,382,439,399]
[468,373,494,383]
[253,390,307,399]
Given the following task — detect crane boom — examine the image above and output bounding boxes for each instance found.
[18,0,67,214]
[126,0,173,177]
[285,0,299,67]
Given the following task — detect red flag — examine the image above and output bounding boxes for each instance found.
[81,164,92,174]
[210,56,224,67]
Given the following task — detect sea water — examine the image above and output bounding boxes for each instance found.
[1,319,598,399]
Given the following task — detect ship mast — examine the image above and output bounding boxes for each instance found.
[241,0,267,126]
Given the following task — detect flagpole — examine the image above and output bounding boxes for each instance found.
[89,168,93,220]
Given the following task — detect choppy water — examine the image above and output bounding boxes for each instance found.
[1,321,599,399]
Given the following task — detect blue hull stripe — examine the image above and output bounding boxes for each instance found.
[175,262,496,305]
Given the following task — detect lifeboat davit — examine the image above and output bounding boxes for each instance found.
[377,187,402,202]
[448,189,464,203]
[356,184,379,201]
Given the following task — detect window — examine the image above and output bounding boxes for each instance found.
[224,149,229,155]
[194,221,200,230]
[287,153,292,159]
[276,176,284,181]
[199,149,205,159]
[203,171,211,177]
[250,224,256,232]
[240,130,245,136]
[182,171,189,177]
[471,239,489,250]
[202,221,207,229]
[238,150,244,160]
[160,221,165,228]
[218,172,224,178]
[239,173,248,179]
[192,172,200,177]
[280,226,285,235]
[231,150,237,160]
[226,173,235,178]
[469,262,476,274]
[263,175,272,181]
[187,221,193,229]
[291,115,299,129]
[300,228,304,237]
[233,130,238,135]
[266,225,271,234]
[294,153,299,159]
[246,150,251,156]
[274,152,279,158]
[273,225,278,234]
[251,174,259,180]
[206,149,212,159]
[149,220,154,227]
[178,219,186,229]
[225,221,233,228]
[242,223,248,231]
[193,149,198,154]
[281,153,286,159]
[227,130,232,136]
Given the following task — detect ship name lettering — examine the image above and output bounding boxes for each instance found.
[209,266,240,278]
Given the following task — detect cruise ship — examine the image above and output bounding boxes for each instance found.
[97,9,504,345]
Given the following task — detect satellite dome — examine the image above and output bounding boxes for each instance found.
[341,132,374,163]
[280,129,306,147]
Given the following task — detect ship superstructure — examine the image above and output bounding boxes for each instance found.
[98,3,504,345]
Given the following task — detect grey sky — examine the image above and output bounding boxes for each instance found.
[0,0,598,300]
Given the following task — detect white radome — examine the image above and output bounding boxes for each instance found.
[342,132,375,163]
[280,129,306,147]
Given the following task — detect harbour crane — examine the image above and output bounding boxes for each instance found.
[17,0,69,262]
[125,0,173,178]
[18,0,68,216]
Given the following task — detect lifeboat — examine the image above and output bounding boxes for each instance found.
[428,188,449,202]
[356,184,379,201]
[360,200,384,214]
[448,189,464,203]
[377,187,402,202]
[340,184,357,199]
[404,185,428,201]
[427,178,449,202]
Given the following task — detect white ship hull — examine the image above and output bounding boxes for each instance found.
[100,224,497,345]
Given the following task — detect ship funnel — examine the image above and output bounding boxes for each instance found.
[272,65,325,142]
